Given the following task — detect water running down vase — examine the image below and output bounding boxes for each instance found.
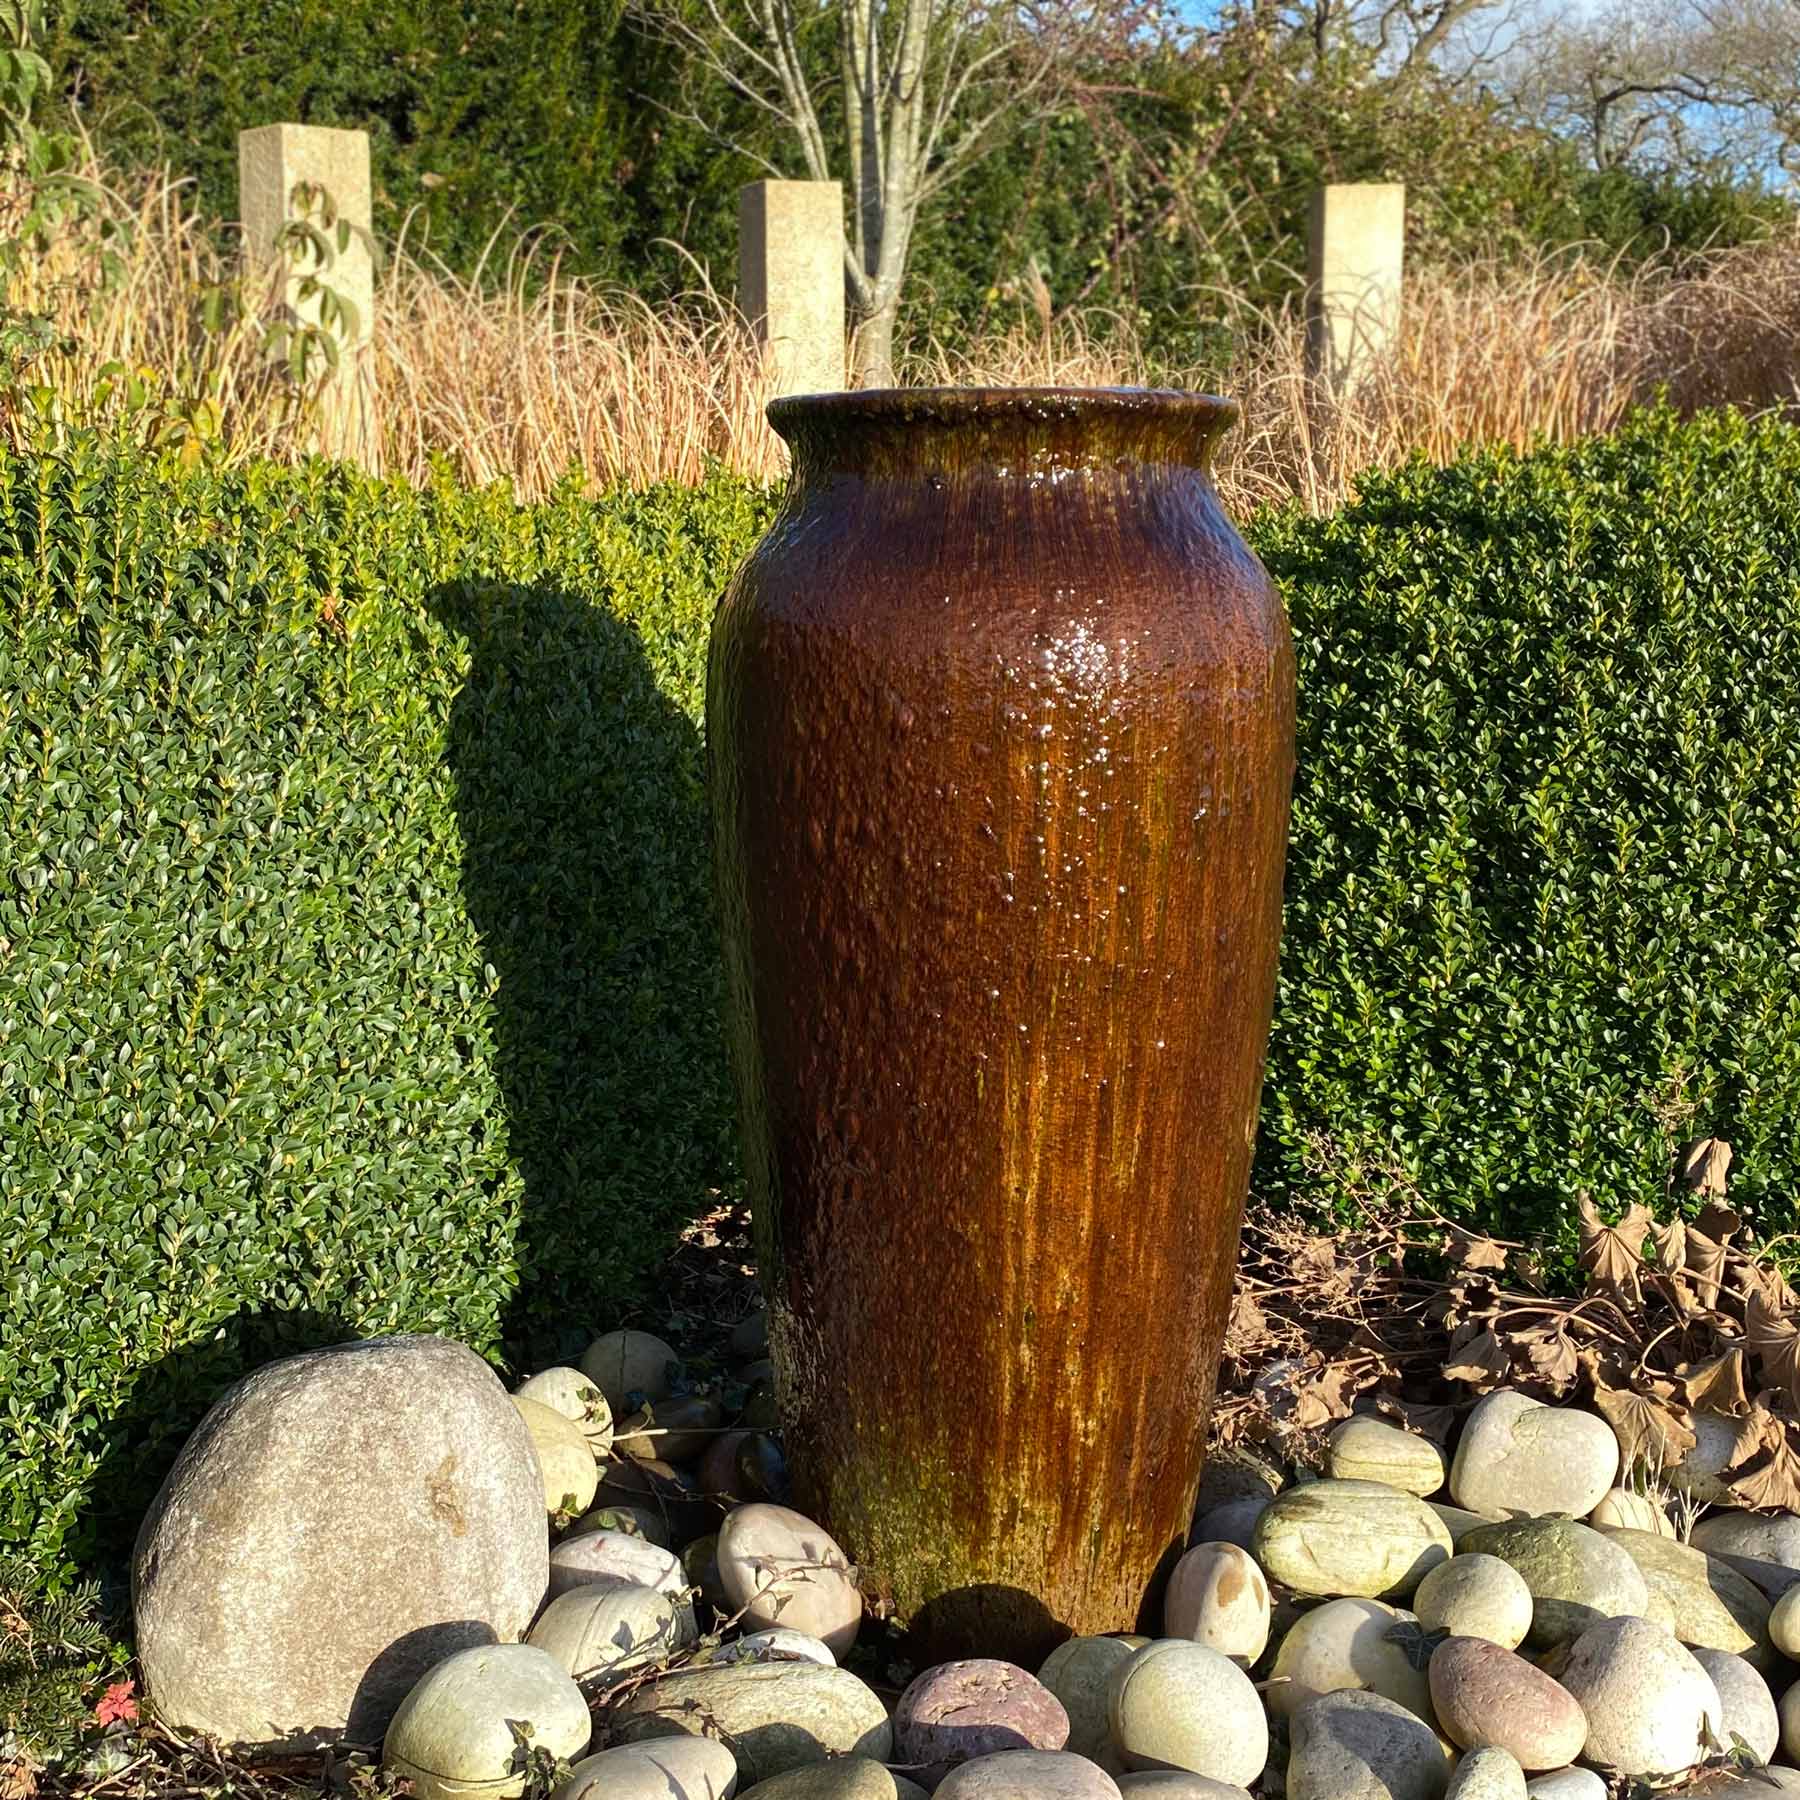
[708,387,1295,1662]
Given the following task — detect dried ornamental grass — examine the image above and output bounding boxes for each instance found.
[5,154,1800,508]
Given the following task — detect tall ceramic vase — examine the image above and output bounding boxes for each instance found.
[708,388,1295,1663]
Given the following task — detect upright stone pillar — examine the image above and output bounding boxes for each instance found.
[1306,183,1405,392]
[238,125,377,461]
[738,181,845,398]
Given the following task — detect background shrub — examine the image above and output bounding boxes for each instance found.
[3,406,1799,1588]
[0,441,773,1576]
[1254,406,1800,1233]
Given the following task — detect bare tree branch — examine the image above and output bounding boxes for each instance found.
[628,0,1172,382]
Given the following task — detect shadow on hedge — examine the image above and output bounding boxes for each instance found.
[80,582,732,1581]
[432,580,738,1373]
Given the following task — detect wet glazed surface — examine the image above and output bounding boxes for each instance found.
[708,388,1296,1663]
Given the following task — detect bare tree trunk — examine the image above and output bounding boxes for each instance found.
[633,0,1175,379]
[852,287,902,385]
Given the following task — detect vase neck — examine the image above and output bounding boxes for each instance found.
[769,387,1235,483]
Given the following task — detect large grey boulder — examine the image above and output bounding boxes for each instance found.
[134,1334,548,1751]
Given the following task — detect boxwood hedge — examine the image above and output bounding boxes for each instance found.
[0,443,774,1575]
[1255,406,1800,1236]
[2,404,1798,1584]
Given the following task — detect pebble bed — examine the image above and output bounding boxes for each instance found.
[133,1319,1800,1800]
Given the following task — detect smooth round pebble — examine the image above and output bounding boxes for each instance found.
[1431,1503,1502,1545]
[714,1627,836,1667]
[552,1739,738,1800]
[580,1329,681,1414]
[1664,1411,1741,1503]
[1587,1488,1670,1535]
[517,1367,615,1455]
[383,1643,591,1800]
[1524,1771,1604,1800]
[1040,1636,1143,1759]
[1427,1637,1587,1770]
[1286,1688,1451,1800]
[700,1428,759,1500]
[1596,1526,1774,1668]
[716,1503,862,1657]
[1115,1779,1252,1799]
[1690,1647,1779,1764]
[741,1758,928,1799]
[1164,1543,1271,1663]
[1457,1518,1647,1648]
[1253,1480,1452,1599]
[1446,1748,1527,1800]
[1557,1616,1722,1777]
[571,1503,671,1547]
[1779,1667,1800,1762]
[683,1533,732,1615]
[1108,1640,1267,1785]
[934,1751,1121,1799]
[739,1372,780,1431]
[1413,1555,1533,1649]
[1329,1418,1447,1497]
[1194,1446,1285,1512]
[617,1392,726,1465]
[527,1580,686,1682]
[1769,1578,1800,1655]
[731,1432,792,1505]
[607,1661,891,1785]
[1694,1508,1800,1571]
[730,1305,769,1359]
[1192,1495,1271,1551]
[512,1396,600,1515]
[1449,1392,1619,1522]
[548,1527,686,1599]
[894,1658,1069,1784]
[1267,1597,1433,1722]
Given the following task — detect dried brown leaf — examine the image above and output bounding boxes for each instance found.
[1719,1402,1783,1483]
[1736,1254,1796,1315]
[1510,1250,1550,1293]
[1370,1392,1459,1444]
[1443,1326,1511,1390]
[1290,1237,1355,1305]
[1695,1197,1742,1244]
[1578,1196,1653,1301]
[1725,1408,1800,1512]
[1591,1379,1698,1470]
[1679,1348,1752,1416]
[1730,1450,1800,1512]
[1443,1229,1509,1274]
[1437,1275,1501,1333]
[1684,1225,1731,1313]
[1289,1359,1369,1430]
[1677,1137,1734,1197]
[1651,1216,1695,1313]
[1747,1293,1800,1414]
[1226,1291,1273,1360]
[1521,1323,1582,1397]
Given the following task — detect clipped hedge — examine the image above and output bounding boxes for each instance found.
[3,405,1799,1584]
[1254,406,1800,1229]
[0,444,773,1573]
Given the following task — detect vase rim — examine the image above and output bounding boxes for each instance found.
[768,384,1236,435]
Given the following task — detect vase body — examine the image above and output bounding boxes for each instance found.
[707,388,1295,1663]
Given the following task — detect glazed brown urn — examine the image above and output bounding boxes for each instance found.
[707,387,1295,1663]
